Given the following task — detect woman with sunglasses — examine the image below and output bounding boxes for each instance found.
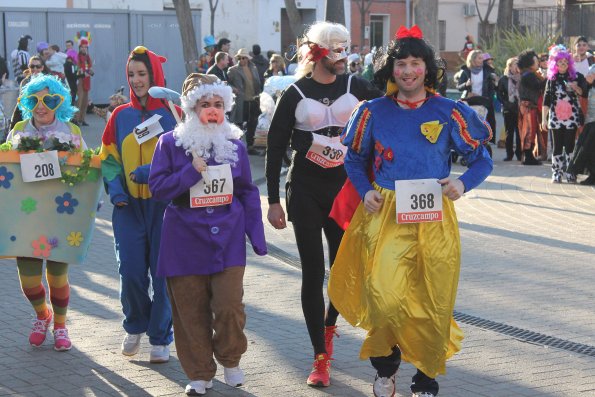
[6,74,86,351]
[99,46,178,364]
[9,56,50,130]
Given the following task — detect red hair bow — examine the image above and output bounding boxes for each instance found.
[395,25,424,40]
[307,43,330,62]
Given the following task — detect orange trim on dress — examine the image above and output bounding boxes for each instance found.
[352,107,371,153]
[452,109,479,149]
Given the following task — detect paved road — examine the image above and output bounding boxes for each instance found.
[1,113,594,396]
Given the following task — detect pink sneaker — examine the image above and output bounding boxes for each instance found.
[29,310,53,347]
[53,328,72,351]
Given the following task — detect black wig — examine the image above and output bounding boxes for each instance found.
[373,37,445,91]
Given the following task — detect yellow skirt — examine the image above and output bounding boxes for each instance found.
[328,184,464,378]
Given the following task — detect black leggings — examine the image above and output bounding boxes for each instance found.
[552,127,576,156]
[293,218,342,355]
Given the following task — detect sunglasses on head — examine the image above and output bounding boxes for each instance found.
[18,93,64,111]
[29,64,43,69]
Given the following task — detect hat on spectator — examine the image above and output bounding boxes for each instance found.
[234,48,252,60]
[203,35,216,49]
[37,42,49,53]
[483,53,493,61]
[347,53,361,65]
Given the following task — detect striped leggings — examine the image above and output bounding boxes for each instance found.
[16,258,70,328]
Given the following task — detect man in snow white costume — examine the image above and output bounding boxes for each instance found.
[328,26,493,397]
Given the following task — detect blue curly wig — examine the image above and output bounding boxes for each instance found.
[18,74,78,122]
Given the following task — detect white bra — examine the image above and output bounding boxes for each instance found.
[292,75,360,131]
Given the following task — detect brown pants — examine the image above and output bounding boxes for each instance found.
[76,84,89,123]
[166,266,247,381]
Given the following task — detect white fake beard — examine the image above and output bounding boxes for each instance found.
[173,113,243,165]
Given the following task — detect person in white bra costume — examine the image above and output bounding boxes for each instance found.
[265,21,382,388]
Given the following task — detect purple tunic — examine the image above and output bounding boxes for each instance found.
[149,131,267,277]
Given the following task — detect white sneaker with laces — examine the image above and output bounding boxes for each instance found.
[149,344,170,363]
[412,393,435,397]
[224,366,245,387]
[185,380,213,395]
[373,373,395,397]
[121,333,142,356]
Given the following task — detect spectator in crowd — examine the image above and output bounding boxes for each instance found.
[347,53,362,75]
[37,42,50,61]
[0,53,8,81]
[206,51,229,81]
[10,55,50,130]
[198,35,217,73]
[456,50,497,140]
[46,44,67,80]
[459,34,477,63]
[11,34,32,84]
[350,44,359,55]
[573,36,593,133]
[517,49,546,165]
[65,40,74,51]
[251,44,268,87]
[361,52,374,82]
[568,63,595,185]
[537,52,549,78]
[497,57,521,161]
[572,36,593,77]
[64,49,78,103]
[227,48,262,154]
[74,37,93,126]
[263,54,286,80]
[542,45,587,183]
[215,38,234,69]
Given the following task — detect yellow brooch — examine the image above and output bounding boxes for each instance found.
[420,120,446,143]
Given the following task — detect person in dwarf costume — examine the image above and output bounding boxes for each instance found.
[328,26,493,397]
[148,73,267,396]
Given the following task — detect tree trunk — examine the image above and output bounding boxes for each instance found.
[497,0,514,32]
[208,0,219,36]
[284,0,304,38]
[414,0,439,50]
[325,0,345,25]
[173,0,199,75]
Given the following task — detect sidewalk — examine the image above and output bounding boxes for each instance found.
[1,114,594,396]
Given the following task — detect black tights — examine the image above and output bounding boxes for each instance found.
[293,219,342,355]
[552,127,576,156]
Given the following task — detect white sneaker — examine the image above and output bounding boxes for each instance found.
[185,380,213,395]
[149,344,170,363]
[373,373,395,397]
[223,366,245,387]
[121,333,142,356]
[412,393,435,397]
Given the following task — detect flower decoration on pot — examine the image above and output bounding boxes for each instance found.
[32,235,52,258]
[55,192,79,215]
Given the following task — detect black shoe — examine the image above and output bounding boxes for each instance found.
[503,156,513,161]
[81,121,90,126]
[580,176,595,185]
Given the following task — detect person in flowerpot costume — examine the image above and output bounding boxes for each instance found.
[7,74,86,351]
